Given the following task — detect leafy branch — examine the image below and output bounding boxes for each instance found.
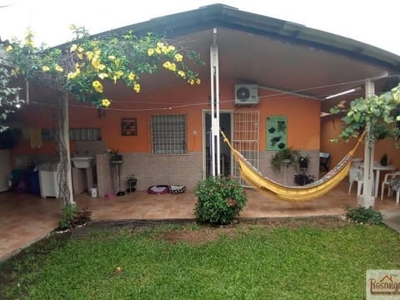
[330,83,400,143]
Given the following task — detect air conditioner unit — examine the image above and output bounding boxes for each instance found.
[234,84,259,105]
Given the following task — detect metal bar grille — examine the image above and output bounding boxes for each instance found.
[151,114,187,154]
[233,111,259,185]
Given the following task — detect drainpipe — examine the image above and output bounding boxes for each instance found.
[210,28,221,176]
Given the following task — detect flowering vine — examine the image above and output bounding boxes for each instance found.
[2,26,203,108]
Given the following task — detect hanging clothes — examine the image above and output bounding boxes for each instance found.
[28,128,43,148]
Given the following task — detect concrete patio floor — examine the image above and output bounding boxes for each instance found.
[1,179,399,262]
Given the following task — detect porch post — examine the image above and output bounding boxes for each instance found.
[210,28,221,176]
[359,80,375,208]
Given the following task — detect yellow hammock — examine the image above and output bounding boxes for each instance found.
[220,131,365,202]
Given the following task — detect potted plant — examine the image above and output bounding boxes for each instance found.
[270,147,300,172]
[109,149,123,163]
[298,154,311,169]
[294,172,315,186]
[127,174,137,193]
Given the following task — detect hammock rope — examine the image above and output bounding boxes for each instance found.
[221,131,365,201]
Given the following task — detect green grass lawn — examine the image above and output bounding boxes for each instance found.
[1,217,399,300]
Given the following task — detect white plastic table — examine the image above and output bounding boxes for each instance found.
[360,163,396,198]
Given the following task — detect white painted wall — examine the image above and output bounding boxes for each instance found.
[0,150,11,192]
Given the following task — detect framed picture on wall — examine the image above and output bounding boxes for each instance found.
[121,118,137,136]
[266,116,287,151]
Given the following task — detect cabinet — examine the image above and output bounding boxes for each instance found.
[38,163,60,198]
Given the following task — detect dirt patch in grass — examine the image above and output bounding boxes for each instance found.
[59,215,349,246]
[157,215,348,245]
[158,227,236,245]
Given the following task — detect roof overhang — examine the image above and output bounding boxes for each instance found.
[69,4,400,101]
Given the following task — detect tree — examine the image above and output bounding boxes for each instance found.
[330,83,400,207]
[1,26,203,204]
[0,65,23,132]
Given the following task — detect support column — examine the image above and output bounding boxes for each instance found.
[210,28,220,176]
[359,80,375,208]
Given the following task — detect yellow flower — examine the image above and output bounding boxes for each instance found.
[188,79,195,85]
[98,73,108,79]
[108,55,116,61]
[163,61,171,69]
[86,51,94,61]
[169,63,176,71]
[177,70,185,78]
[5,45,12,52]
[157,42,164,48]
[91,57,105,70]
[155,48,161,54]
[92,80,103,93]
[174,53,183,62]
[24,38,34,47]
[78,47,84,53]
[67,69,81,80]
[55,65,63,72]
[70,44,78,52]
[133,83,140,93]
[77,53,83,60]
[196,78,201,85]
[162,46,169,54]
[42,66,50,72]
[128,72,136,81]
[168,45,175,51]
[101,99,111,107]
[147,48,155,56]
[114,58,121,67]
[113,70,124,83]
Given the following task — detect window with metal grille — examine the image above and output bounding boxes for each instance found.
[151,114,187,154]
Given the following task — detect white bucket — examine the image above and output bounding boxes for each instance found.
[90,188,98,198]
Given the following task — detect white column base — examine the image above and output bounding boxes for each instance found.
[357,195,375,208]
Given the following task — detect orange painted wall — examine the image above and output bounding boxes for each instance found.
[11,80,321,156]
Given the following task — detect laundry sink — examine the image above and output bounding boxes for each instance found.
[71,156,95,168]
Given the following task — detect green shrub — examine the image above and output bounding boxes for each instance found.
[57,204,92,230]
[344,205,383,225]
[194,176,248,225]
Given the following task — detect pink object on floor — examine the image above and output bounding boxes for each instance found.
[106,193,115,200]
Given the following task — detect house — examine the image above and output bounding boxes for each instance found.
[4,3,400,198]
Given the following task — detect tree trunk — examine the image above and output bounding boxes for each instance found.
[58,93,74,205]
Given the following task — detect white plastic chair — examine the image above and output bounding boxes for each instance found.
[348,166,375,196]
[381,171,400,203]
[348,167,364,196]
